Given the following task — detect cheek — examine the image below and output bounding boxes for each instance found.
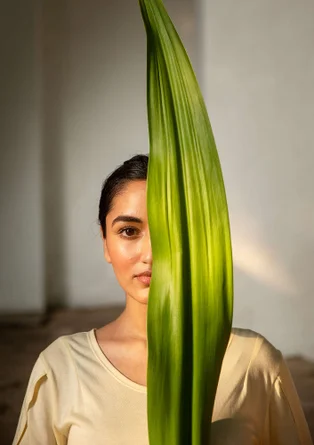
[108,239,141,271]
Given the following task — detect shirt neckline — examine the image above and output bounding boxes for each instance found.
[89,328,147,393]
[88,328,234,394]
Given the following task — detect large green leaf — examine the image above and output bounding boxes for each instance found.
[140,1,233,444]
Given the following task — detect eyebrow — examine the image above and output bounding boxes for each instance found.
[111,215,143,227]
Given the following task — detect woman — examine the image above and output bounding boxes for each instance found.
[13,154,312,445]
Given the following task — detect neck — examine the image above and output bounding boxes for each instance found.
[117,295,148,341]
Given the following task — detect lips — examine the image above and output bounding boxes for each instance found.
[136,271,152,285]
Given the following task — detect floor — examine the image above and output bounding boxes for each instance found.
[1,306,313,445]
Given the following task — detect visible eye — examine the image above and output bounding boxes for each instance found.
[118,226,140,238]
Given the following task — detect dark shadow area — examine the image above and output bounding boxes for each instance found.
[41,0,68,308]
[210,418,258,444]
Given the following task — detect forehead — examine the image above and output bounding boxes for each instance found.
[108,180,147,218]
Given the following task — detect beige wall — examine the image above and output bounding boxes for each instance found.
[199,0,314,357]
[0,0,44,312]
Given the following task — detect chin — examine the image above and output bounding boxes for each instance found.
[132,288,150,305]
[138,291,149,305]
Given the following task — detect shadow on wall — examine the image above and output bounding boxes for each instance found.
[42,0,68,308]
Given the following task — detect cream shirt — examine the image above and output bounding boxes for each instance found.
[13,328,312,445]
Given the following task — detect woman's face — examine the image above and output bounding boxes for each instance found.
[103,180,152,305]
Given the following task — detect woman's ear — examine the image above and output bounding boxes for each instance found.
[103,240,112,264]
[101,228,112,263]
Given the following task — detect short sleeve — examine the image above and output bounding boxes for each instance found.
[264,356,313,445]
[12,355,66,445]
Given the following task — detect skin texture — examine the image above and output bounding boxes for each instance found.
[96,180,152,386]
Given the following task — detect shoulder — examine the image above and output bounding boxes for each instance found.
[228,327,283,383]
[217,328,284,418]
[39,330,93,375]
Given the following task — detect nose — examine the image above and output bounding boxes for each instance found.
[141,232,152,265]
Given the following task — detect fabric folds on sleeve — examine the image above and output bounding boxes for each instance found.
[12,355,66,445]
[263,355,313,445]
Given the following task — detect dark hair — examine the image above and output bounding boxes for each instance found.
[98,154,149,237]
